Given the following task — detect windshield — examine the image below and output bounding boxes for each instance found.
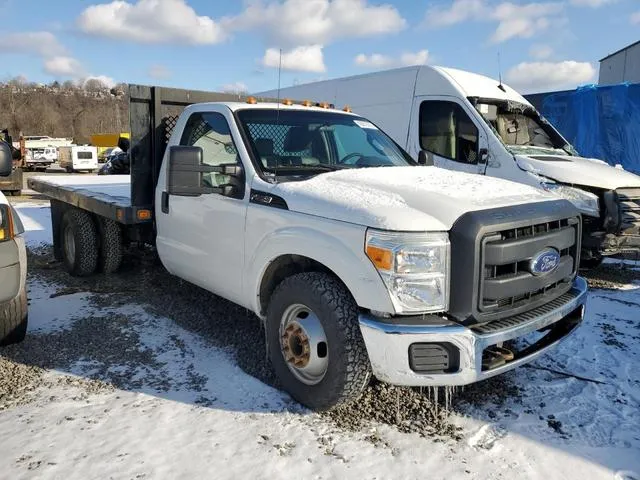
[472,99,579,156]
[236,109,414,179]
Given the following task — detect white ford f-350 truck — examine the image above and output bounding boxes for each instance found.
[29,85,588,410]
[259,66,640,268]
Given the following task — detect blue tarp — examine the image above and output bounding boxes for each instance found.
[526,83,640,174]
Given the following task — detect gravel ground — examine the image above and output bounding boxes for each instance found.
[0,245,523,440]
[583,262,640,289]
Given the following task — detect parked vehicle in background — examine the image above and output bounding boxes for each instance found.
[0,129,24,196]
[25,146,57,170]
[29,84,588,411]
[0,139,28,346]
[58,145,98,173]
[260,66,640,268]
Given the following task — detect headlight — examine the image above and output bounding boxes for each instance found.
[542,182,600,217]
[365,230,450,313]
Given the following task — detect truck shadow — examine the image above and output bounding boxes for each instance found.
[1,246,638,475]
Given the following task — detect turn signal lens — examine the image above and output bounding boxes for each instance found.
[0,205,15,242]
[301,100,312,107]
[343,105,352,112]
[282,98,293,106]
[366,245,393,271]
[246,96,258,104]
[137,209,152,220]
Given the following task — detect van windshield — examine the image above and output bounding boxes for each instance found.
[472,99,579,157]
[236,109,414,179]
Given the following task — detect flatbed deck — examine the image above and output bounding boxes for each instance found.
[27,175,149,224]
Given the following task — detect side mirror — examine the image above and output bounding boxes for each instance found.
[418,150,434,166]
[478,148,488,165]
[0,142,13,177]
[167,145,244,198]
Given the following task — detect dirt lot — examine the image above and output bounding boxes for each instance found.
[1,185,639,479]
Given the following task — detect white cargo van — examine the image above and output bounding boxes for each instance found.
[260,66,640,267]
[58,145,98,173]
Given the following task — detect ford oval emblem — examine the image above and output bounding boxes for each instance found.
[530,248,561,276]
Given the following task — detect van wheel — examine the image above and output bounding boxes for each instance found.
[61,209,99,276]
[0,288,28,346]
[65,166,73,173]
[266,272,372,411]
[97,217,123,274]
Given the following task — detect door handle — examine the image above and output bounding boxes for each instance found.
[161,191,169,214]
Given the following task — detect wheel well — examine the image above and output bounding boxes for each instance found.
[259,255,350,316]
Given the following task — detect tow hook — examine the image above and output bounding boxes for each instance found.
[482,345,515,370]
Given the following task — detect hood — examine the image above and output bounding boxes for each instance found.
[272,166,556,231]
[515,153,640,190]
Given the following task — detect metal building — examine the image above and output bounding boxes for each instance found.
[599,40,640,85]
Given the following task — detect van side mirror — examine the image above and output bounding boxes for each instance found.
[167,145,244,198]
[478,148,488,165]
[0,142,13,177]
[418,150,434,166]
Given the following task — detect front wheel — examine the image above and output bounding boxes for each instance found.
[266,272,372,411]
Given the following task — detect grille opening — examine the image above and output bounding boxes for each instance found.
[480,216,579,315]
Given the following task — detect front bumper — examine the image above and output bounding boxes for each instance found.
[359,276,588,387]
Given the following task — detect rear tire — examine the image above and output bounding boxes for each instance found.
[0,288,28,346]
[97,217,123,274]
[60,209,99,276]
[266,272,372,411]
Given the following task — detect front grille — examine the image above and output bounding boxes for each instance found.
[479,217,579,316]
[616,188,640,236]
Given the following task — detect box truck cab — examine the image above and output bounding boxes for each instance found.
[58,145,98,173]
[260,66,640,267]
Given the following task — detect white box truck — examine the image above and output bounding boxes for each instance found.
[58,145,98,173]
[259,66,640,268]
[29,85,587,411]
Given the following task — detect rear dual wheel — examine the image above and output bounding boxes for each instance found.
[60,209,123,276]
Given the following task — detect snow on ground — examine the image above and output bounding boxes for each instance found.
[1,201,639,480]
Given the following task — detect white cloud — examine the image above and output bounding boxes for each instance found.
[43,56,85,77]
[262,45,326,73]
[490,2,563,43]
[631,11,640,24]
[82,75,117,89]
[78,0,226,45]
[354,50,430,68]
[424,1,564,44]
[505,60,596,92]
[424,0,486,27]
[0,31,66,57]
[225,0,406,47]
[220,82,249,94]
[569,0,616,7]
[148,64,171,79]
[529,44,553,60]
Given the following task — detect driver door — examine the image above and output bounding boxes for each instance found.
[409,97,488,174]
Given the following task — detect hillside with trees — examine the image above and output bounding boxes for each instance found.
[0,77,130,145]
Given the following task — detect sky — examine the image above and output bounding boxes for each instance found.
[0,0,638,95]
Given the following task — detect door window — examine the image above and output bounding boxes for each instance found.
[180,112,239,187]
[419,101,479,164]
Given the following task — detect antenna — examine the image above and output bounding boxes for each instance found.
[497,51,506,92]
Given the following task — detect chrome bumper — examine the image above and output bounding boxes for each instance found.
[359,276,588,387]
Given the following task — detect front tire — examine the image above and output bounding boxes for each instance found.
[60,209,99,276]
[0,288,28,346]
[266,272,372,411]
